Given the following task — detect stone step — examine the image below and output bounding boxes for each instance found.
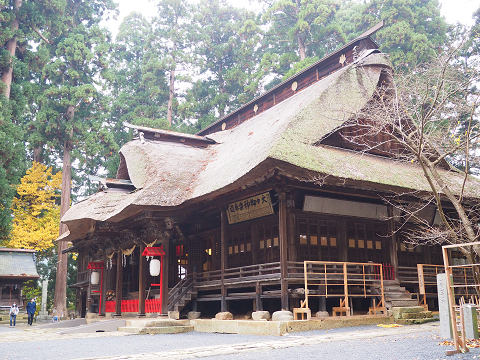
[125,318,190,327]
[390,299,419,307]
[396,317,439,325]
[401,311,433,319]
[385,293,414,300]
[371,286,407,293]
[118,325,194,334]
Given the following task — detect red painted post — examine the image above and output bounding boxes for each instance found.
[100,267,104,315]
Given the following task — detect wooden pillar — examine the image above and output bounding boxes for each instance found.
[75,288,81,317]
[161,239,169,315]
[255,282,263,311]
[287,197,297,262]
[220,210,227,312]
[99,255,107,316]
[279,192,289,310]
[137,244,146,317]
[114,252,123,317]
[338,219,348,262]
[387,205,398,278]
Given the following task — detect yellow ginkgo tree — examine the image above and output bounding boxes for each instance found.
[7,162,62,251]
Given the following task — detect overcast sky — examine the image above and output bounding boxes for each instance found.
[108,0,479,37]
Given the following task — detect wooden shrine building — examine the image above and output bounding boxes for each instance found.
[59,24,480,318]
[0,248,40,309]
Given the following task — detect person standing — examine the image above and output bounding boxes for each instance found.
[26,298,36,326]
[9,303,19,327]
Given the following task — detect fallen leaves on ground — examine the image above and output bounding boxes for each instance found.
[439,339,480,348]
[377,324,403,328]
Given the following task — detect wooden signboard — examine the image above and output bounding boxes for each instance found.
[227,192,274,224]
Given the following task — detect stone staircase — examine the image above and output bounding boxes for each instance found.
[118,318,194,334]
[392,306,437,325]
[371,280,418,310]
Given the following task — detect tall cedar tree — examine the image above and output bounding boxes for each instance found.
[150,0,193,127]
[357,0,448,67]
[107,12,158,176]
[260,0,341,83]
[0,0,62,237]
[32,0,118,318]
[187,0,262,129]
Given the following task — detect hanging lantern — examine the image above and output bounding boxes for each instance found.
[91,271,100,285]
[150,259,161,277]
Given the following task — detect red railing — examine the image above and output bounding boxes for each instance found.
[104,299,162,313]
[374,263,395,280]
[105,301,115,313]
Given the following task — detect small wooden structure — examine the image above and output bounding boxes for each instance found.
[442,242,480,355]
[293,261,386,320]
[0,248,40,309]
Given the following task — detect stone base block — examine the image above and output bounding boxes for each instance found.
[316,311,329,318]
[252,311,271,321]
[392,306,425,320]
[168,311,180,320]
[215,311,233,320]
[187,311,201,319]
[272,310,293,321]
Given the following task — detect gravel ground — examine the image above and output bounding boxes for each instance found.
[207,331,480,360]
[0,323,479,360]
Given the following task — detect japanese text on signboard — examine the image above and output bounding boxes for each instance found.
[227,192,274,224]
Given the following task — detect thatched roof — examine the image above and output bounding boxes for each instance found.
[61,50,480,241]
[0,248,39,280]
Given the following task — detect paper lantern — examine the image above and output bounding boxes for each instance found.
[91,271,100,285]
[150,259,161,277]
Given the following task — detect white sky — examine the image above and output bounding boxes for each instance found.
[108,0,479,38]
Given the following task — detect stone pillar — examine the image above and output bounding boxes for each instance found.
[463,304,479,339]
[40,279,48,315]
[36,279,52,322]
[137,244,146,317]
[437,273,453,339]
[115,252,123,317]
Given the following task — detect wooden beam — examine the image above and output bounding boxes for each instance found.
[114,252,123,317]
[221,209,227,312]
[138,243,146,317]
[279,192,289,310]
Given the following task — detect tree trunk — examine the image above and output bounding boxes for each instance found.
[294,0,306,61]
[33,147,43,163]
[297,33,306,61]
[167,70,175,126]
[167,43,176,127]
[1,0,22,99]
[53,108,74,319]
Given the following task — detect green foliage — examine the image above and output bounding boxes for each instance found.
[0,97,26,241]
[185,0,262,129]
[357,0,448,67]
[36,252,77,312]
